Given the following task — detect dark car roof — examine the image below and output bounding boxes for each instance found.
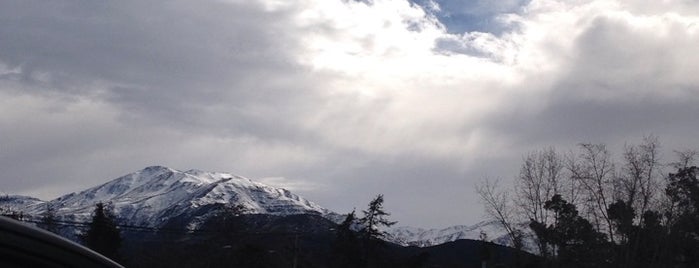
[0,216,124,268]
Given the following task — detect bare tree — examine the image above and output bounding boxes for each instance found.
[476,178,523,251]
[562,150,585,207]
[569,143,618,242]
[620,136,662,222]
[671,149,697,170]
[515,147,565,256]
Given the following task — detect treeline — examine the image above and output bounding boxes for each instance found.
[478,136,699,268]
[29,194,427,267]
[69,194,528,267]
[333,194,398,268]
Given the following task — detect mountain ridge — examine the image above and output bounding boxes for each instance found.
[386,220,507,247]
[2,166,329,229]
[0,166,527,251]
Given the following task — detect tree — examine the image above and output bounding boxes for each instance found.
[336,210,358,245]
[568,143,618,242]
[358,194,397,267]
[671,150,697,170]
[476,139,699,267]
[39,203,59,234]
[476,178,524,251]
[358,194,396,241]
[606,200,635,243]
[635,210,666,267]
[334,210,361,267]
[82,202,121,262]
[664,166,699,267]
[530,194,609,268]
[516,147,566,257]
[619,136,661,224]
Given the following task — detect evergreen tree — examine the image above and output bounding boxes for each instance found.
[334,210,361,267]
[358,194,396,240]
[531,194,610,268]
[39,203,59,234]
[358,194,397,267]
[665,166,699,267]
[336,210,357,246]
[607,200,636,243]
[82,202,121,262]
[633,210,666,268]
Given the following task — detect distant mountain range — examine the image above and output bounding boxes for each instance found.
[386,220,509,247]
[0,166,523,250]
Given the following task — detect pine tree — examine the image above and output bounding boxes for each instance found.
[334,210,361,267]
[39,203,59,234]
[359,194,396,241]
[337,210,357,243]
[82,202,121,262]
[358,194,397,267]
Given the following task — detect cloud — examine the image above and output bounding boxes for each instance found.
[0,0,317,134]
[1,0,698,227]
[479,0,699,147]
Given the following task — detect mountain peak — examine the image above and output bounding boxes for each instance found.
[138,165,176,176]
[20,166,330,228]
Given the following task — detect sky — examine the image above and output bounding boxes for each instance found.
[1,0,699,228]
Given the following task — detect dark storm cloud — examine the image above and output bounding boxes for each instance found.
[0,0,320,140]
[0,0,329,198]
[483,95,699,147]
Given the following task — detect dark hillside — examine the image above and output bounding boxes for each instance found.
[118,213,539,268]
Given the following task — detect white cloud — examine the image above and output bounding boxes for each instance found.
[1,0,699,227]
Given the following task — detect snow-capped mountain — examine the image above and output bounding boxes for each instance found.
[386,220,507,247]
[386,220,539,253]
[0,166,536,252]
[0,195,44,212]
[4,166,329,228]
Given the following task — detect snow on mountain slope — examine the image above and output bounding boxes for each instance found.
[1,166,537,252]
[387,220,539,254]
[9,166,329,228]
[387,220,506,247]
[0,195,45,212]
